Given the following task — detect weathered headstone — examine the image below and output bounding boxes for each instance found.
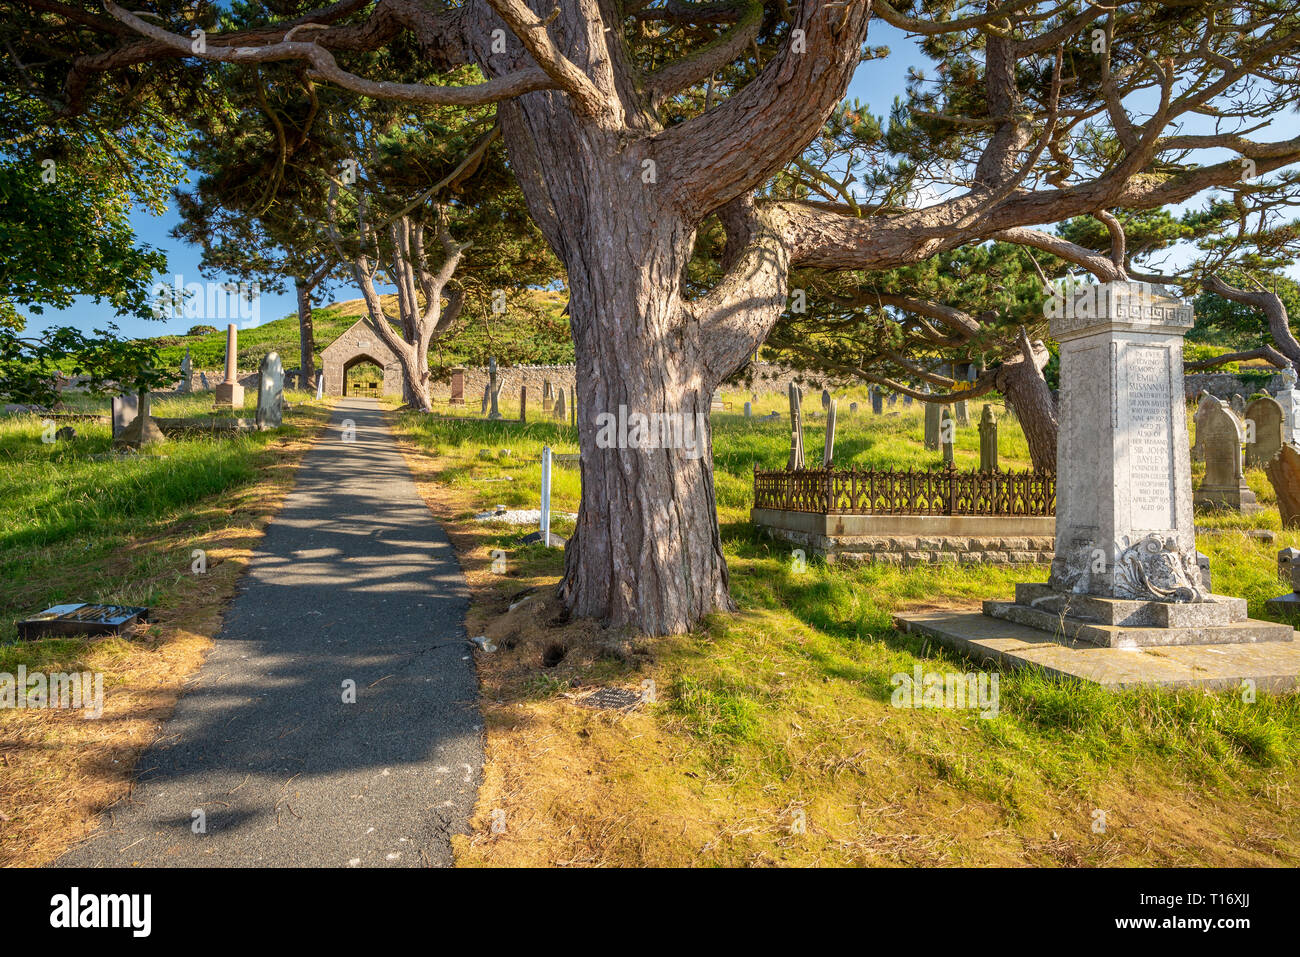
[1264,443,1300,528]
[743,401,752,418]
[487,357,503,420]
[823,398,837,467]
[179,346,192,394]
[888,392,897,408]
[111,393,139,441]
[449,367,466,406]
[787,383,805,469]
[214,324,244,409]
[923,401,941,451]
[200,371,210,391]
[541,380,553,413]
[940,407,955,465]
[255,352,284,430]
[115,392,164,448]
[481,383,490,414]
[520,385,527,423]
[954,398,969,426]
[553,387,566,422]
[849,402,858,414]
[978,404,998,472]
[1245,395,1284,468]
[1194,400,1259,513]
[821,388,831,410]
[904,393,913,407]
[870,387,883,414]
[1278,546,1300,582]
[1191,390,1218,462]
[1230,393,1247,417]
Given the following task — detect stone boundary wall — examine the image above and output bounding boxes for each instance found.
[449,361,843,404]
[183,370,261,391]
[1183,371,1287,401]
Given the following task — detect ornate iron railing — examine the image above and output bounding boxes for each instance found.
[753,465,1056,516]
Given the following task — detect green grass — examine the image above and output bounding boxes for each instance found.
[0,390,326,644]
[400,392,1300,865]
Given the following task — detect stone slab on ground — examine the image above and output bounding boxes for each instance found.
[894,610,1300,691]
[58,397,481,868]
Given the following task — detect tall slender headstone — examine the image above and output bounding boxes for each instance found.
[1245,395,1284,468]
[743,401,752,418]
[923,401,941,450]
[316,375,324,400]
[1194,400,1259,513]
[542,380,553,413]
[940,407,955,465]
[553,387,565,422]
[982,281,1291,649]
[823,398,837,466]
[870,386,883,414]
[978,404,998,471]
[256,352,284,429]
[179,346,192,394]
[481,383,490,414]
[520,385,528,423]
[487,357,503,420]
[214,324,244,409]
[954,397,969,426]
[787,383,805,469]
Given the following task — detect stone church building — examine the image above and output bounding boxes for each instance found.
[319,317,405,398]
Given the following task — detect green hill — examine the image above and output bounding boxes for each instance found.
[148,289,573,372]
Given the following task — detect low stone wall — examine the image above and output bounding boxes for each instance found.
[183,369,261,392]
[751,507,1055,566]
[1183,371,1286,402]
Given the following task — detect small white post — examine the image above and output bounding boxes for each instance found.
[540,445,552,547]
[316,376,324,400]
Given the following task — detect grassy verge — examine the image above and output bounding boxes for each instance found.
[391,393,1300,867]
[0,390,334,866]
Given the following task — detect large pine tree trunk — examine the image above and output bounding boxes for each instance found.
[557,212,735,633]
[296,279,317,390]
[996,349,1057,471]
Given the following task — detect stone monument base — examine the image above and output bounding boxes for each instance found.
[214,381,244,408]
[983,582,1292,649]
[1193,483,1260,513]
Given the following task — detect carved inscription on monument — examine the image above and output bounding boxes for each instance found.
[1125,345,1174,529]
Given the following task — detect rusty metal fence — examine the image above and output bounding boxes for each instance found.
[753,465,1056,516]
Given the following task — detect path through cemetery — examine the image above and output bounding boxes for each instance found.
[60,398,481,867]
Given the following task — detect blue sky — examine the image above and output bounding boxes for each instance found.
[31,21,1298,338]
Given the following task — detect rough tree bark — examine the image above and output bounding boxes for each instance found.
[994,331,1057,471]
[295,279,317,389]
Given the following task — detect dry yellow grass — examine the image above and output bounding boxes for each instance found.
[0,404,334,867]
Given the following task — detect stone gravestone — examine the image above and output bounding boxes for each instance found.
[214,324,244,409]
[1245,395,1284,468]
[871,387,883,414]
[256,352,284,430]
[115,392,164,448]
[179,346,192,394]
[923,401,941,450]
[487,357,503,420]
[940,407,955,465]
[743,401,752,418]
[111,393,139,441]
[449,367,466,406]
[849,402,858,414]
[1191,391,1218,462]
[519,385,527,423]
[822,398,837,466]
[552,387,565,422]
[541,380,553,413]
[1194,400,1259,513]
[981,281,1291,647]
[1230,393,1247,417]
[481,384,490,415]
[978,404,998,471]
[954,397,969,426]
[199,371,210,391]
[1264,443,1300,528]
[1277,546,1300,581]
[821,388,831,410]
[903,393,913,407]
[787,383,805,469]
[888,392,897,408]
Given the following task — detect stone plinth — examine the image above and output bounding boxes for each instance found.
[214,380,244,409]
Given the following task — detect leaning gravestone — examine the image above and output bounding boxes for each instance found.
[923,401,941,450]
[256,352,284,430]
[1245,395,1284,468]
[981,280,1290,647]
[978,404,998,471]
[1191,391,1218,462]
[111,393,139,441]
[1194,400,1259,513]
[787,383,805,469]
[1265,444,1300,529]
